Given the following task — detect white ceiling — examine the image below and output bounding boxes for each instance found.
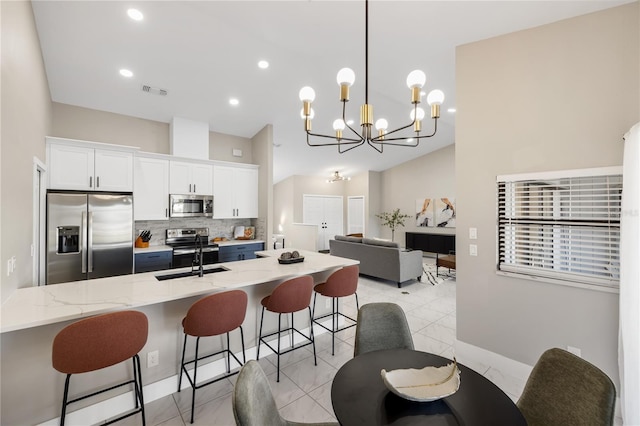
[31,0,630,183]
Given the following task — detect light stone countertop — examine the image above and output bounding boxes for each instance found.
[134,244,173,254]
[215,239,265,247]
[0,249,356,334]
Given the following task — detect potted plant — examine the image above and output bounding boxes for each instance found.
[376,209,410,242]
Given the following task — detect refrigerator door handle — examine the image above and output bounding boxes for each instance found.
[81,211,88,273]
[87,211,94,273]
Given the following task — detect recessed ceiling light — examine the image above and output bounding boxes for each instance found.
[127,8,144,21]
[448,108,456,113]
[119,69,133,78]
[258,60,269,69]
[229,98,239,106]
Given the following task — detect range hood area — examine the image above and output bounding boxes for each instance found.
[170,117,210,160]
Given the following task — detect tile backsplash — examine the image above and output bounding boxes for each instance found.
[135,218,256,245]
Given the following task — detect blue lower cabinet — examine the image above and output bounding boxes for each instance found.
[135,251,172,273]
[218,242,264,262]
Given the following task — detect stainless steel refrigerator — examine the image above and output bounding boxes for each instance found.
[46,192,134,285]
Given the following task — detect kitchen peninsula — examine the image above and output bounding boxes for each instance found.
[0,250,358,425]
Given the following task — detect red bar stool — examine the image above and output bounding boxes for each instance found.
[256,275,317,382]
[312,265,359,355]
[178,290,247,424]
[52,310,148,426]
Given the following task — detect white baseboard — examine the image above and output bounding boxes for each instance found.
[39,318,338,426]
[455,339,533,381]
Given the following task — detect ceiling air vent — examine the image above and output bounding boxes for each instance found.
[142,85,168,96]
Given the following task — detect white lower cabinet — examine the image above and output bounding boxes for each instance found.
[213,165,258,218]
[134,156,169,220]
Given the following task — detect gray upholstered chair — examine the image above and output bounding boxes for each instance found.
[232,360,338,426]
[354,302,414,357]
[517,348,616,426]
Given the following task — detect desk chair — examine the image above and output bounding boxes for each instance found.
[52,310,148,426]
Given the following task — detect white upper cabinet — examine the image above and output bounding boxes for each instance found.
[134,155,170,220]
[169,160,213,195]
[47,138,134,192]
[213,164,258,218]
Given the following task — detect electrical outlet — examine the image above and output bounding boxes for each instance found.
[147,350,159,368]
[567,346,581,357]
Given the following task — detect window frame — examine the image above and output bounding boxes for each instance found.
[496,166,622,293]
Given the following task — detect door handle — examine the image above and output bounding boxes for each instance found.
[89,176,93,188]
[193,184,196,193]
[189,183,192,193]
[96,176,100,188]
[81,211,87,273]
[87,212,94,273]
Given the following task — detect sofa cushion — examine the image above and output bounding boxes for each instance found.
[362,237,399,249]
[335,235,363,243]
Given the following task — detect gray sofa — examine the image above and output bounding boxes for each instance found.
[329,235,424,288]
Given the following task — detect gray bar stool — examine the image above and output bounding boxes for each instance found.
[52,310,148,426]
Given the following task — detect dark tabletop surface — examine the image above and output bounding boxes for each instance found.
[331,349,527,426]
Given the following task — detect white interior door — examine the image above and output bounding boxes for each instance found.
[303,195,343,251]
[347,196,365,235]
[323,196,344,249]
[303,195,325,251]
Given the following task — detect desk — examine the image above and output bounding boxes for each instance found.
[331,349,526,425]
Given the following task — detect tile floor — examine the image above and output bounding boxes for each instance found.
[115,260,521,426]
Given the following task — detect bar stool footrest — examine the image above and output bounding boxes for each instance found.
[181,348,244,391]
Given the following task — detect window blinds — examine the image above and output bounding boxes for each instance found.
[497,168,622,289]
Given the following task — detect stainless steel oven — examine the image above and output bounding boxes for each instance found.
[169,194,213,218]
[166,228,219,268]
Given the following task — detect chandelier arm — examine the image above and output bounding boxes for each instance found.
[371,118,439,143]
[339,139,367,154]
[366,139,384,153]
[341,101,364,140]
[306,131,362,146]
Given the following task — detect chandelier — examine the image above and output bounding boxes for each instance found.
[326,171,351,183]
[298,0,444,154]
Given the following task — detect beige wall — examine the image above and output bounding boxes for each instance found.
[273,146,456,245]
[251,124,273,243]
[52,103,170,153]
[1,0,52,302]
[52,102,256,163]
[379,144,456,244]
[212,130,253,163]
[456,2,639,386]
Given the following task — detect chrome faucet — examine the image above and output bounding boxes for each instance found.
[193,234,204,277]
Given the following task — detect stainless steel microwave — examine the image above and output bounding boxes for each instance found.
[169,194,213,218]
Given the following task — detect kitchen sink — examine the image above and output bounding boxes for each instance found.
[155,266,228,281]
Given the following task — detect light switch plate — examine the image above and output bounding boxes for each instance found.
[469,227,477,240]
[469,244,478,256]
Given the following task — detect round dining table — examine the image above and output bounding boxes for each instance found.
[331,349,527,425]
